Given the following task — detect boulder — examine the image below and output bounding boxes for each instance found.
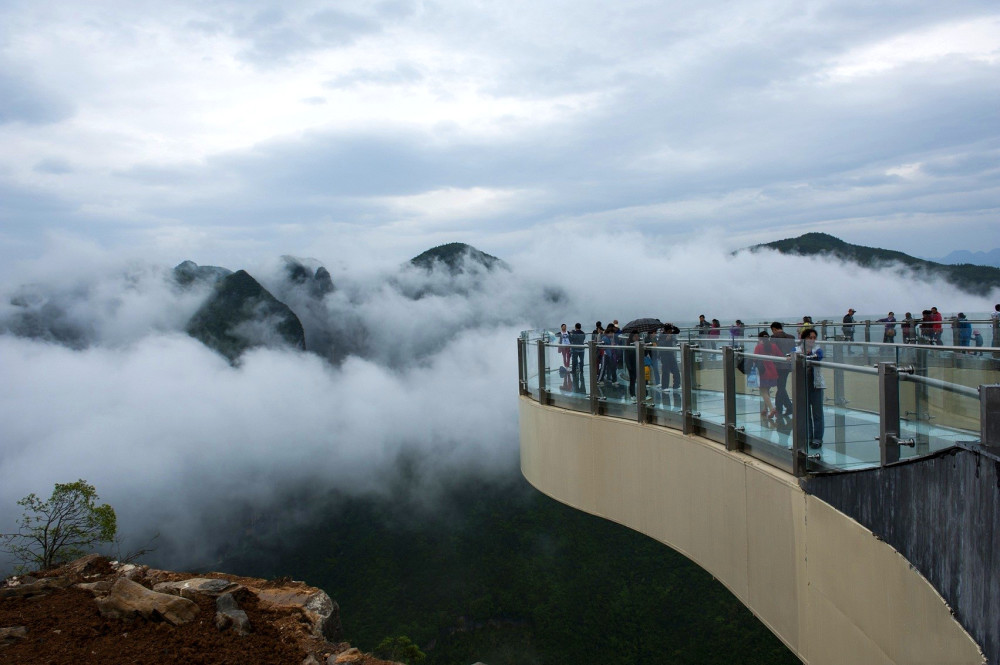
[58,554,106,577]
[75,580,113,596]
[0,576,73,599]
[253,585,340,640]
[95,578,200,626]
[214,592,251,636]
[331,647,363,663]
[111,562,148,580]
[153,577,241,600]
[0,626,27,648]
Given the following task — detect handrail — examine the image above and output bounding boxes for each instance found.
[901,374,980,400]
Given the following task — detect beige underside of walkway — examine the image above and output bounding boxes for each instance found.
[519,397,984,665]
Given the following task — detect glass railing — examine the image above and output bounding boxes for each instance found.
[518,330,999,476]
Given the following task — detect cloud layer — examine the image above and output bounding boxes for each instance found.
[0,233,996,570]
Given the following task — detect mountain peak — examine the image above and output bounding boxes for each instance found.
[409,243,508,275]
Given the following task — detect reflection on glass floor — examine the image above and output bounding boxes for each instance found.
[532,366,978,473]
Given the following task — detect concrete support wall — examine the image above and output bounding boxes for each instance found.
[803,447,1000,665]
[520,397,984,665]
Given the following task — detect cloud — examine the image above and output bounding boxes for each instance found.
[1,230,996,568]
[233,5,383,66]
[0,71,75,126]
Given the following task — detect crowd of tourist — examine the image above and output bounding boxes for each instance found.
[841,305,1000,347]
[549,304,999,450]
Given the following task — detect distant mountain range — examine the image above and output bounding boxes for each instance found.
[930,248,1000,268]
[749,233,1000,296]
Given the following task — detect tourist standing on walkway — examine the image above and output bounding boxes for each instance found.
[797,316,814,337]
[957,314,972,347]
[918,310,933,344]
[753,331,782,426]
[697,314,710,335]
[709,319,721,339]
[730,320,745,346]
[992,305,999,348]
[878,312,896,343]
[930,307,943,344]
[557,324,571,369]
[599,325,618,385]
[770,322,796,417]
[592,322,604,379]
[658,324,681,391]
[842,308,856,341]
[569,323,587,387]
[797,328,826,449]
[625,331,640,399]
[901,312,916,344]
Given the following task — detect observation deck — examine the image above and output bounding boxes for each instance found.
[517,326,999,665]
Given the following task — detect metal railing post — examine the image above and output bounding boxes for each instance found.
[536,339,547,405]
[832,341,846,451]
[878,362,902,465]
[791,352,809,477]
[864,320,871,343]
[588,340,599,415]
[517,337,526,395]
[821,320,828,340]
[636,341,646,423]
[681,343,695,435]
[982,384,1000,448]
[723,346,739,451]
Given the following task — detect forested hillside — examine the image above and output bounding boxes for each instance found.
[220,473,797,665]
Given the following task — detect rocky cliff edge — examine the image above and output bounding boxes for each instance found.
[0,554,401,665]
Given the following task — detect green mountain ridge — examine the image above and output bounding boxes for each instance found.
[409,242,509,274]
[749,232,1000,296]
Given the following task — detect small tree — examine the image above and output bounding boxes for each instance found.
[374,635,426,664]
[1,479,117,571]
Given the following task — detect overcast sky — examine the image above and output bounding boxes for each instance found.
[1,0,998,274]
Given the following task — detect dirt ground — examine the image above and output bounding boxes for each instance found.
[0,559,397,665]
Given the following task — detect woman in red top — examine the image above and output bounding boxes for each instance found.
[753,331,783,425]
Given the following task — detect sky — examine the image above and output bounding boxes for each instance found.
[1,0,998,275]
[1,0,999,572]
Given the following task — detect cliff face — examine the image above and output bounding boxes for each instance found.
[0,555,400,665]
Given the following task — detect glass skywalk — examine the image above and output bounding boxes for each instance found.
[518,329,997,475]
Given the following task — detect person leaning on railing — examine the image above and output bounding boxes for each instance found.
[877,312,897,343]
[769,322,796,418]
[796,328,826,450]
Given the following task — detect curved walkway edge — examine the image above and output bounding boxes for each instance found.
[519,397,985,665]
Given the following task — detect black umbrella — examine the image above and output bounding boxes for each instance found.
[620,318,663,335]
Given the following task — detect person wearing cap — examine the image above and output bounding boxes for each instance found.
[842,308,856,343]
